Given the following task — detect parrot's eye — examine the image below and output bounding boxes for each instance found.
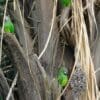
[64,71,67,75]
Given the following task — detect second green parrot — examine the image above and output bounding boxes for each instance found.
[60,0,72,7]
[4,16,15,34]
[57,67,68,87]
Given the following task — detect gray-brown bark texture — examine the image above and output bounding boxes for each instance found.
[2,33,61,100]
[0,69,14,100]
[35,0,59,76]
[0,0,100,100]
[92,9,100,88]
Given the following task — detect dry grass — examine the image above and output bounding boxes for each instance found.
[0,0,99,100]
[72,0,97,99]
[72,0,99,99]
[57,0,99,100]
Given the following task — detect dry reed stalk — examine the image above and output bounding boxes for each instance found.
[72,0,98,100]
[57,0,99,100]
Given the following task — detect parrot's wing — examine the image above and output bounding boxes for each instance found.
[10,23,14,33]
[4,28,10,33]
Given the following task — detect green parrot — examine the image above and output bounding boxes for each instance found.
[57,67,68,87]
[4,16,15,34]
[60,0,72,7]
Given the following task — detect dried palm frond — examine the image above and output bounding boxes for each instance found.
[58,0,99,100]
[71,0,98,100]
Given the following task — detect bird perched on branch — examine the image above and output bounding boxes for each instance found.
[57,67,69,87]
[4,16,15,34]
[60,0,72,7]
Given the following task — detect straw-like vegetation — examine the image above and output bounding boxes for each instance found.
[0,0,100,100]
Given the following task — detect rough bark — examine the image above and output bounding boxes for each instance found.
[92,10,100,88]
[12,0,33,55]
[0,69,14,100]
[35,0,59,76]
[3,33,41,100]
[3,33,61,100]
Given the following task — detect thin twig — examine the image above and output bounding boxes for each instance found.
[38,0,58,59]
[59,16,72,33]
[0,0,9,65]
[34,54,47,79]
[16,0,30,66]
[28,1,36,17]
[6,72,18,100]
[95,68,100,74]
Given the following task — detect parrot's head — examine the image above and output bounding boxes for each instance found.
[5,16,10,22]
[57,67,68,87]
[60,0,72,7]
[58,67,68,75]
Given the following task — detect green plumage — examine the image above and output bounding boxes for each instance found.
[4,16,15,34]
[60,0,72,7]
[57,67,68,87]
